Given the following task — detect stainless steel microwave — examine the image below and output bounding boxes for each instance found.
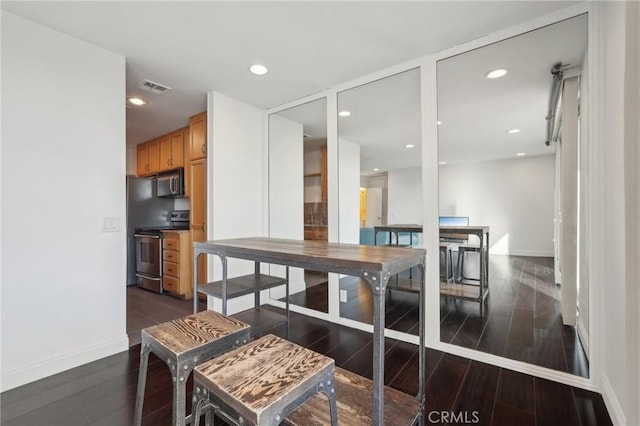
[157,169,184,198]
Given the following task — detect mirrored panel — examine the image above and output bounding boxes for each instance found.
[337,68,423,332]
[268,98,329,313]
[437,15,589,377]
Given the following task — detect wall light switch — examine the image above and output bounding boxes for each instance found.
[340,289,347,303]
[102,217,121,232]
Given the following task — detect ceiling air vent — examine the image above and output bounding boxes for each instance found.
[139,79,172,95]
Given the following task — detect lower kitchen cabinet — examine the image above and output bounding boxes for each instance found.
[162,230,193,299]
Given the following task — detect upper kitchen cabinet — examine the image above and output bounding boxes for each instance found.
[160,128,186,171]
[183,128,191,198]
[189,112,207,160]
[137,138,160,176]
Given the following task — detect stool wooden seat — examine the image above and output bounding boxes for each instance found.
[134,310,251,426]
[193,334,338,426]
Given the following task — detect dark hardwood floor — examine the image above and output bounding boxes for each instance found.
[289,254,589,377]
[126,286,207,346]
[1,290,609,425]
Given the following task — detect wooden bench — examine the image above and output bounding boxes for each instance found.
[134,310,251,426]
[193,334,337,426]
[285,367,422,425]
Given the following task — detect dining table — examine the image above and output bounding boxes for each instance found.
[373,224,491,302]
[193,237,426,425]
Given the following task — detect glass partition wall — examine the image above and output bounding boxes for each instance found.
[436,15,590,377]
[268,98,330,314]
[265,8,593,388]
[336,69,423,333]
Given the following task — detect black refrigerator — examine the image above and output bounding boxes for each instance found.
[126,175,174,286]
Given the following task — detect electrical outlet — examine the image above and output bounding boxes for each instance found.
[340,289,347,303]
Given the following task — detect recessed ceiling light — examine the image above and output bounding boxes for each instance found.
[437,121,442,125]
[508,129,521,134]
[249,64,268,75]
[405,144,415,149]
[486,69,508,79]
[127,97,147,106]
[517,152,526,157]
[338,111,351,117]
[439,161,447,165]
[373,168,380,171]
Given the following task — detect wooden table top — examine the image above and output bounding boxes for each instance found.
[142,310,249,355]
[439,225,490,233]
[194,334,334,424]
[194,237,425,276]
[373,224,423,233]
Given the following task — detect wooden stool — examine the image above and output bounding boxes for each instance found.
[134,310,251,426]
[192,334,338,426]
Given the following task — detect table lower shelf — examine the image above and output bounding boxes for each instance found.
[440,282,488,301]
[285,367,421,426]
[197,273,286,299]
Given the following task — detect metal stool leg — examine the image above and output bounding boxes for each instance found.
[457,249,466,283]
[192,383,214,426]
[172,360,190,426]
[327,384,338,426]
[134,343,151,426]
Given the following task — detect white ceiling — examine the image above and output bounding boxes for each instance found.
[269,14,587,175]
[1,1,579,149]
[437,14,588,165]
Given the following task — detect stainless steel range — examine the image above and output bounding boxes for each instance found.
[134,210,190,293]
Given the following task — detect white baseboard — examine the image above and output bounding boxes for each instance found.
[494,250,555,257]
[1,335,130,392]
[600,374,627,425]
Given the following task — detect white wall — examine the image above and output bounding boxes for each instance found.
[387,167,423,225]
[338,139,360,244]
[623,4,640,425]
[206,92,272,313]
[126,147,137,175]
[439,155,555,256]
[262,111,304,303]
[596,2,640,424]
[1,12,128,391]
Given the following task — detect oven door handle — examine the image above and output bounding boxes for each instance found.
[134,234,161,239]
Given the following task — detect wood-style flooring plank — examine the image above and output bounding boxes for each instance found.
[424,354,470,413]
[573,387,614,426]
[451,361,500,426]
[534,377,581,426]
[1,287,611,426]
[491,401,535,426]
[495,369,535,413]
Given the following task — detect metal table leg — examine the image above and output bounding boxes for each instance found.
[364,270,391,426]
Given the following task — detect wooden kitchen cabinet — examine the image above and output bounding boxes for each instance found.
[183,128,191,198]
[304,225,327,241]
[137,139,160,176]
[189,112,207,160]
[159,129,185,171]
[162,231,193,299]
[190,158,207,287]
